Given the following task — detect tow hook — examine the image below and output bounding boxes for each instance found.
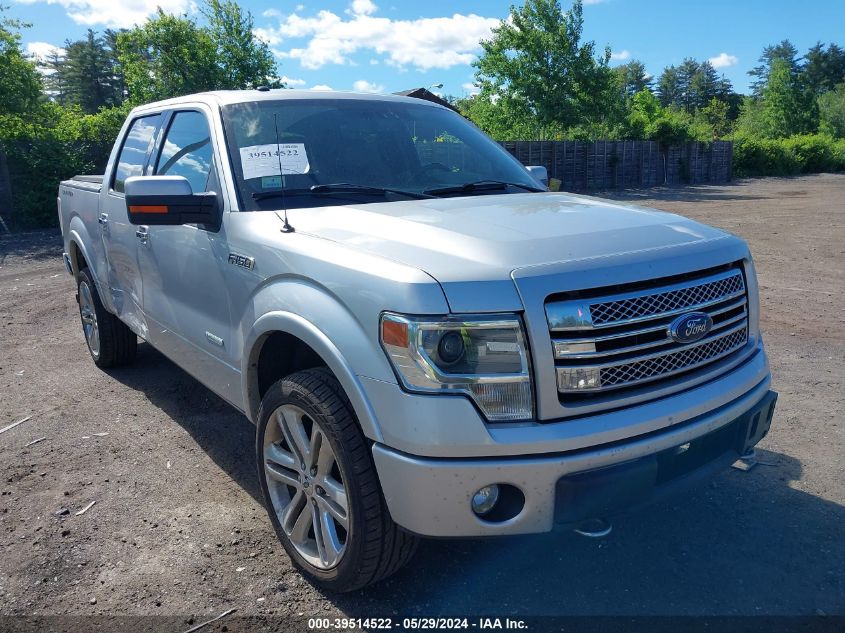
[573,518,613,538]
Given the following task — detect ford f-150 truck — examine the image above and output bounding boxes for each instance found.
[58,90,777,592]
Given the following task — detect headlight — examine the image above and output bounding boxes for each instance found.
[379,313,533,422]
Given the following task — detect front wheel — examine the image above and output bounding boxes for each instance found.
[256,367,417,592]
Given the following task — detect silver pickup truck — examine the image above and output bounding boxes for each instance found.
[58,90,777,592]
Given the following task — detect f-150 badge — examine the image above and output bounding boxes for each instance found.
[228,253,255,270]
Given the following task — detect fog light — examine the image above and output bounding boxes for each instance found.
[471,484,500,516]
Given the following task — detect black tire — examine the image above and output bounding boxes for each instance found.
[77,267,137,368]
[256,367,418,592]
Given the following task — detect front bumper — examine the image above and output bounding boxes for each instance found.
[372,382,776,537]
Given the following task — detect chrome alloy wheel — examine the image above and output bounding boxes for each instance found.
[263,403,349,569]
[78,280,100,358]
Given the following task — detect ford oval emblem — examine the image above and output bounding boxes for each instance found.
[668,311,713,344]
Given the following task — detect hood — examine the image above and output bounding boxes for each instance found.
[289,192,735,311]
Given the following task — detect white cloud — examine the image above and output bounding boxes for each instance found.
[15,0,192,28]
[254,27,282,46]
[347,0,377,15]
[709,52,738,69]
[264,9,500,71]
[310,84,334,91]
[610,49,630,61]
[280,75,307,87]
[26,41,66,61]
[583,0,607,4]
[352,79,384,93]
[462,82,480,95]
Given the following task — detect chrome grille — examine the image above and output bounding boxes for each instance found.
[597,327,748,389]
[546,267,750,397]
[590,274,745,326]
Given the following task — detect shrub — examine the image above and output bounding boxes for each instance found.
[0,103,125,228]
[732,136,799,177]
[782,134,841,173]
[732,133,845,177]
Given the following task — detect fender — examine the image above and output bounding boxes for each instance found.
[67,218,121,315]
[241,309,387,443]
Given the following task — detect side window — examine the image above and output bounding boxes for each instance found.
[113,115,161,193]
[154,111,215,193]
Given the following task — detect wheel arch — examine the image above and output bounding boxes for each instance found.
[243,311,384,443]
[67,226,93,282]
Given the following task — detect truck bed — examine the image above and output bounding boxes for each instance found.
[61,175,104,194]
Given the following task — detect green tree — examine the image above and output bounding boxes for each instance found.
[761,57,818,137]
[656,65,682,108]
[117,10,219,103]
[45,30,124,112]
[802,42,845,96]
[625,89,700,145]
[117,0,280,104]
[202,0,278,89]
[473,0,615,138]
[749,40,801,95]
[818,83,845,137]
[696,97,732,139]
[614,60,652,98]
[103,29,126,102]
[0,5,42,115]
[455,93,541,140]
[658,59,733,113]
[41,47,67,103]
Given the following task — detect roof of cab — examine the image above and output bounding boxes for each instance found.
[130,89,447,114]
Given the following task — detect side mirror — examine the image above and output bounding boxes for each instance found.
[525,165,549,187]
[125,176,218,227]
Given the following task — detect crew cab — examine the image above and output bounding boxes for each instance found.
[58,90,777,592]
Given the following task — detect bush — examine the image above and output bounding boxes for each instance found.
[732,133,845,177]
[0,103,126,228]
[782,134,842,173]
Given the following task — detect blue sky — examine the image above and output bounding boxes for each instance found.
[11,0,842,96]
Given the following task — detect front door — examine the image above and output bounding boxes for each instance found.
[136,108,241,407]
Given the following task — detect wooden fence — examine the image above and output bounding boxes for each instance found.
[499,140,733,190]
[0,139,734,230]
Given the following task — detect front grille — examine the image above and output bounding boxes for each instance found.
[546,266,750,399]
[590,274,745,326]
[598,326,748,388]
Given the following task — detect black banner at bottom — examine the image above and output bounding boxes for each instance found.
[0,616,841,633]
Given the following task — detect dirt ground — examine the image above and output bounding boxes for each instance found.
[0,174,843,625]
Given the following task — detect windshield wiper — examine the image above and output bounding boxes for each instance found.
[252,183,434,201]
[423,180,545,196]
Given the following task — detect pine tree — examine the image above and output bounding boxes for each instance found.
[44,29,124,112]
[615,60,652,98]
[749,40,801,96]
[761,58,818,137]
[802,42,845,96]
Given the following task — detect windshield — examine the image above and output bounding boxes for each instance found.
[221,98,542,210]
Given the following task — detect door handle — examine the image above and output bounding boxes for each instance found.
[98,213,108,225]
[135,226,149,245]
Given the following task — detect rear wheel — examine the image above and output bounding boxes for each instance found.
[256,367,417,592]
[77,267,137,368]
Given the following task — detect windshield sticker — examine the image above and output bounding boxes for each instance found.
[239,144,309,180]
[261,175,282,189]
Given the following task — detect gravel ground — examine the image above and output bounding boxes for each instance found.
[0,174,842,625]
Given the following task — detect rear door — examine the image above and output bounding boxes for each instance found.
[100,113,163,338]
